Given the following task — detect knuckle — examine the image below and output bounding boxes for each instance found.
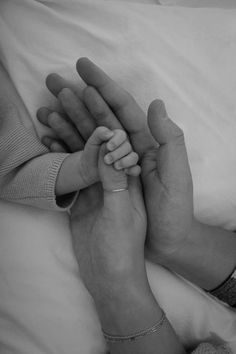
[48,113,59,126]
[120,129,127,140]
[93,106,108,121]
[174,128,185,145]
[123,90,135,107]
[125,141,132,152]
[114,161,120,169]
[131,152,139,163]
[114,129,126,141]
[96,126,107,135]
[109,150,116,159]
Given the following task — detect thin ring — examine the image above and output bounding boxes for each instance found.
[104,187,128,193]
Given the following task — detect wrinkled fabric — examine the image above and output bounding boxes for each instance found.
[0,1,236,353]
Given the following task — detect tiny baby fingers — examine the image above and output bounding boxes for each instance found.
[48,112,84,151]
[114,152,139,170]
[58,87,96,140]
[125,165,141,177]
[104,140,132,165]
[106,129,127,151]
[87,126,114,147]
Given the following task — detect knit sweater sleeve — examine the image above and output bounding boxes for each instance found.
[0,98,77,211]
[191,343,232,354]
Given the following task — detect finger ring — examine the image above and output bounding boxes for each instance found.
[105,188,128,193]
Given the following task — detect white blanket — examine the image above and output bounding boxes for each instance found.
[0,1,236,353]
[159,0,236,8]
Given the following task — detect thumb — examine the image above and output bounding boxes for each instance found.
[147,99,184,145]
[98,143,128,192]
[98,143,131,214]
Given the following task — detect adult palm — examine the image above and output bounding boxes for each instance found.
[70,144,147,302]
[42,58,194,266]
[141,100,194,263]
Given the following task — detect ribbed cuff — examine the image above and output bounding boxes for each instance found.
[46,153,78,211]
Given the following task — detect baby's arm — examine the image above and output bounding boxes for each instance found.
[0,63,74,211]
[56,126,140,195]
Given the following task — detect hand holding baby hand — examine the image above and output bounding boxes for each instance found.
[80,126,140,188]
[142,100,194,265]
[70,141,146,310]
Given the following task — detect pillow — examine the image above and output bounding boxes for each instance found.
[0,1,236,353]
[159,0,236,8]
[1,0,236,229]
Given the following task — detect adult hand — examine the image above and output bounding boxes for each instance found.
[141,100,193,262]
[37,58,156,156]
[39,58,194,263]
[70,143,184,354]
[70,144,147,310]
[38,58,236,290]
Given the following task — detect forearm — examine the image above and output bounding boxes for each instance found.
[55,152,93,195]
[157,220,236,291]
[0,62,76,210]
[94,276,185,354]
[0,142,73,210]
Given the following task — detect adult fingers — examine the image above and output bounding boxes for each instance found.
[99,143,128,194]
[46,73,76,97]
[76,58,156,156]
[37,107,84,152]
[147,99,184,145]
[37,106,70,127]
[146,99,192,193]
[46,74,96,140]
[77,58,143,132]
[37,107,53,128]
[47,112,84,151]
[99,142,131,228]
[42,136,68,153]
[83,86,122,131]
[58,88,96,140]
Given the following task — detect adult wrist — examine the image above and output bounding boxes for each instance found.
[95,277,163,335]
[145,219,203,274]
[93,260,149,306]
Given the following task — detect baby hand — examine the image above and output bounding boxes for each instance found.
[81,127,140,188]
[55,125,140,196]
[104,129,141,176]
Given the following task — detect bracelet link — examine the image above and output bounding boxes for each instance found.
[210,269,236,307]
[102,310,167,343]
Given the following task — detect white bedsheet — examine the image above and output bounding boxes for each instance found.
[0,1,236,353]
[159,0,236,8]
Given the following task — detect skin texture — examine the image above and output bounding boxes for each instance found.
[38,58,236,291]
[37,58,194,263]
[0,62,185,354]
[55,126,140,196]
[70,126,185,354]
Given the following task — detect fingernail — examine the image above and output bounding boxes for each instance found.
[42,136,52,146]
[107,141,115,151]
[104,154,113,164]
[156,100,168,120]
[48,112,60,126]
[115,163,122,170]
[104,130,114,139]
[58,87,71,100]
